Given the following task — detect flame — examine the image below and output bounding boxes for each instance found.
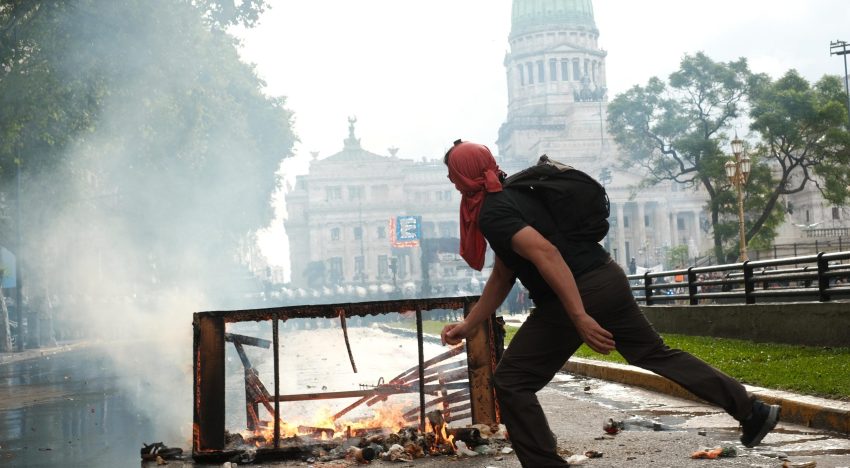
[440,423,455,451]
[245,402,411,446]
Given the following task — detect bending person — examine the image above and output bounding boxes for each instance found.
[439,140,780,468]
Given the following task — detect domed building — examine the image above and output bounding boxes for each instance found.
[283,1,713,295]
[497,0,709,267]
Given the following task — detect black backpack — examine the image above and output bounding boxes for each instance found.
[503,155,610,242]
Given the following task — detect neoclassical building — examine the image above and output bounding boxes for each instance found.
[285,119,487,295]
[496,0,708,267]
[283,0,713,293]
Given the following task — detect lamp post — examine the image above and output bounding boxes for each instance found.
[830,40,850,129]
[724,135,751,262]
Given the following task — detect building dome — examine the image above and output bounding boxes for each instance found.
[511,0,596,38]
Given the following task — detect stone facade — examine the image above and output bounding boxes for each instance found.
[284,119,487,295]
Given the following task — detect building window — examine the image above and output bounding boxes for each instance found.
[677,216,686,230]
[526,63,534,84]
[330,227,341,241]
[833,207,841,220]
[353,226,363,240]
[572,59,580,80]
[354,256,365,278]
[377,226,386,239]
[422,221,437,238]
[348,185,364,201]
[326,186,342,201]
[439,221,458,237]
[645,215,650,227]
[397,256,407,278]
[378,255,389,277]
[517,65,525,86]
[623,216,630,228]
[806,210,811,223]
[537,60,545,83]
[549,58,557,81]
[584,58,590,76]
[561,59,569,81]
[371,184,389,200]
[328,257,343,283]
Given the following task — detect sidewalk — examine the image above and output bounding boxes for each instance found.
[564,357,850,435]
[0,340,92,366]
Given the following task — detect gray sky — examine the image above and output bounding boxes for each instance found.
[235,0,850,272]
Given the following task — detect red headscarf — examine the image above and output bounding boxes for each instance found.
[446,142,503,271]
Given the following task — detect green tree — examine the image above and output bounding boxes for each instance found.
[609,56,850,262]
[747,71,850,235]
[608,52,768,261]
[0,0,296,342]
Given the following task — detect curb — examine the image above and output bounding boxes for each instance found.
[563,357,850,435]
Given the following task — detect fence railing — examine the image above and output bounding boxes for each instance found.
[627,251,850,305]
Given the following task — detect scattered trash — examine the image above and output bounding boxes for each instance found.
[584,450,603,458]
[603,418,624,434]
[565,454,588,465]
[760,450,789,459]
[782,462,816,468]
[474,444,494,455]
[346,446,377,464]
[500,446,514,454]
[140,442,183,461]
[698,428,707,436]
[455,440,478,457]
[690,446,737,459]
[382,444,412,462]
[156,455,167,465]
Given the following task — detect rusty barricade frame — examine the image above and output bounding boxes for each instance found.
[192,296,500,462]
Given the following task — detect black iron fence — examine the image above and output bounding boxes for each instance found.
[628,251,850,305]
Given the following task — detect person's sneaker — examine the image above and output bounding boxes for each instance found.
[740,399,780,447]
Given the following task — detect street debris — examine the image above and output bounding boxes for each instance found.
[140,442,183,462]
[782,462,817,468]
[603,417,624,434]
[690,445,737,459]
[565,454,589,465]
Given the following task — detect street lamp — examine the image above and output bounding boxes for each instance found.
[829,40,850,129]
[724,135,751,261]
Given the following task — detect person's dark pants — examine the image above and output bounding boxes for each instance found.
[493,260,753,467]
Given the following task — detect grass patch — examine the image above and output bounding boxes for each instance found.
[413,321,850,400]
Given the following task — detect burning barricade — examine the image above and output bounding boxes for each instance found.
[190,299,505,464]
[221,409,507,464]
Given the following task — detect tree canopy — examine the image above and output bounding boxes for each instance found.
[0,0,295,309]
[607,52,850,261]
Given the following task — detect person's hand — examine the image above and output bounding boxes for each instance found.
[441,322,469,346]
[574,315,615,355]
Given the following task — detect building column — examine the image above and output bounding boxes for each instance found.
[658,201,672,248]
[670,211,679,247]
[692,210,703,252]
[636,201,647,266]
[616,203,626,265]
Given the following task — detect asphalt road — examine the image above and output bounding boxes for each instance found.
[1,335,849,468]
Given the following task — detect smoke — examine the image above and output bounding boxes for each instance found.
[13,0,294,446]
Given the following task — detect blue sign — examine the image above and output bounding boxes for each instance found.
[394,216,421,247]
[0,247,16,289]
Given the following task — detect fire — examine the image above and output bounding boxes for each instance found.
[440,422,455,451]
[424,410,456,455]
[246,402,411,445]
